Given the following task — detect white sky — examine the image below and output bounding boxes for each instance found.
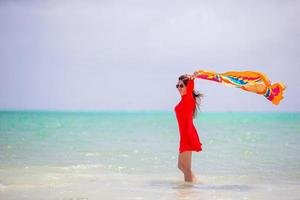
[0,0,299,112]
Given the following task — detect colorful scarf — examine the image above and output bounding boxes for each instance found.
[194,70,286,105]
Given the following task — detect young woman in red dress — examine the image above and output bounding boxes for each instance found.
[175,72,204,182]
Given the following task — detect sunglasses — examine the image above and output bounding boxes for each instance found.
[176,84,185,88]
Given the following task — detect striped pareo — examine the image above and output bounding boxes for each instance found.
[194,70,286,105]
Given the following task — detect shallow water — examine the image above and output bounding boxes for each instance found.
[0,111,299,199]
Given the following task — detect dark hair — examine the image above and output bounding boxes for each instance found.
[179,75,204,118]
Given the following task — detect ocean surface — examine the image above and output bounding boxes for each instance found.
[0,111,299,200]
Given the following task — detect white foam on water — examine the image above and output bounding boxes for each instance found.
[84,152,101,157]
[0,183,7,191]
[59,164,103,170]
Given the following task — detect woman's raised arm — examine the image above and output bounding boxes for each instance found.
[186,78,195,95]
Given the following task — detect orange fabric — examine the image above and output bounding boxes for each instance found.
[194,70,286,105]
[174,79,202,153]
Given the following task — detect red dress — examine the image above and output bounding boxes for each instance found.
[175,79,202,153]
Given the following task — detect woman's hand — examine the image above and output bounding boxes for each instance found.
[193,70,199,78]
[186,74,195,80]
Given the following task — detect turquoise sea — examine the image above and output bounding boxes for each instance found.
[0,111,299,200]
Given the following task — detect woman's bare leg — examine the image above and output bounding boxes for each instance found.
[178,151,195,182]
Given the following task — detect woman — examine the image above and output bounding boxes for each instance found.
[174,72,203,182]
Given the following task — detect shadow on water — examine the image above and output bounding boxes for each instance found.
[194,184,251,191]
[148,180,252,192]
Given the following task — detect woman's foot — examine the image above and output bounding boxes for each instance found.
[192,173,197,182]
